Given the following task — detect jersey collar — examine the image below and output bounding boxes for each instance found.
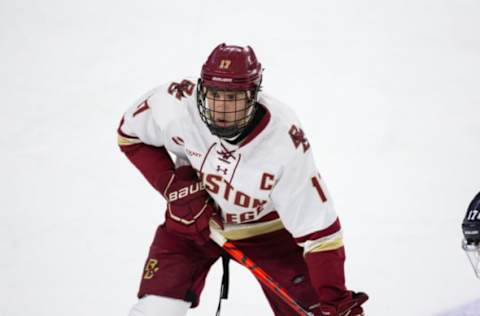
[238,104,271,148]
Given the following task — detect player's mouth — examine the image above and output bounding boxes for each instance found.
[215,119,231,127]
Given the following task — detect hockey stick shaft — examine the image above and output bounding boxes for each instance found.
[210,229,314,316]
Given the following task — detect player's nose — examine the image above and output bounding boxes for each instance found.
[214,100,230,112]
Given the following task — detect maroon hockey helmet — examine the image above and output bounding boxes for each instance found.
[197,43,263,138]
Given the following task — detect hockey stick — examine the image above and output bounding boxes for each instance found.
[210,229,315,316]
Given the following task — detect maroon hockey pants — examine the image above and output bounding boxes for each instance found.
[137,224,320,315]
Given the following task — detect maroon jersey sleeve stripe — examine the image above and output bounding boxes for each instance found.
[294,218,341,243]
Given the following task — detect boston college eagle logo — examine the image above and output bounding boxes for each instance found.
[289,125,310,153]
[168,79,195,100]
[143,258,159,280]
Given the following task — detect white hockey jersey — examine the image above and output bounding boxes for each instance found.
[119,78,340,250]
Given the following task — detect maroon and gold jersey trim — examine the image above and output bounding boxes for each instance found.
[117,117,142,147]
[306,235,344,253]
[294,218,344,254]
[217,218,284,240]
[294,218,341,244]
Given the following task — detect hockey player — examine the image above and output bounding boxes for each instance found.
[118,43,368,315]
[462,191,480,278]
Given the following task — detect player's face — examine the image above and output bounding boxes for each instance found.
[206,90,249,128]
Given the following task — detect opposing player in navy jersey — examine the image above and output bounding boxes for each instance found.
[462,191,480,278]
[118,43,368,315]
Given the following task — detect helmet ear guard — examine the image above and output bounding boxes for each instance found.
[197,43,263,138]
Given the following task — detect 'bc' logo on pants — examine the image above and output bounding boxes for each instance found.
[143,259,159,280]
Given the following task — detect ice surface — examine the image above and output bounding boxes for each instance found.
[436,299,480,316]
[1,0,479,315]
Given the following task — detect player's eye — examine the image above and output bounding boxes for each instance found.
[208,91,220,99]
[236,92,247,100]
